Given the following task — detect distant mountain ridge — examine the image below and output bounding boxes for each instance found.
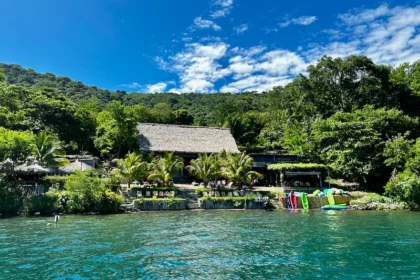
[0,63,126,105]
[0,63,265,125]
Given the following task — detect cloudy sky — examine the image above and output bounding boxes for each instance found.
[1,0,420,93]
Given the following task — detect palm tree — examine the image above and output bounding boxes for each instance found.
[33,130,68,167]
[112,152,147,189]
[186,154,221,185]
[222,152,263,187]
[148,153,184,186]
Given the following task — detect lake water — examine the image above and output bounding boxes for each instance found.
[1,210,420,279]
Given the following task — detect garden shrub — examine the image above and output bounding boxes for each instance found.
[54,170,123,214]
[0,176,23,215]
[385,170,420,210]
[23,192,58,215]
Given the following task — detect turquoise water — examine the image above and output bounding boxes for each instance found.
[1,211,420,279]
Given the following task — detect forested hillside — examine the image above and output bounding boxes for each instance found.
[0,63,265,125]
[2,55,420,197]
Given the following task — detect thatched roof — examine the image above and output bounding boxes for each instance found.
[15,160,62,174]
[60,160,95,174]
[137,123,240,154]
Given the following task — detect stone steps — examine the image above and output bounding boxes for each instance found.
[179,190,201,210]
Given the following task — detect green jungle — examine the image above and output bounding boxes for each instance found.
[2,55,420,213]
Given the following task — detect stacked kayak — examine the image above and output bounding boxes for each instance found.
[322,205,347,210]
[322,189,347,210]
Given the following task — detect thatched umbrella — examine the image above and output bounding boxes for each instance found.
[60,160,95,174]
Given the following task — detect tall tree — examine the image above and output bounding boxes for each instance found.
[0,127,34,163]
[94,101,137,157]
[222,153,263,186]
[186,154,221,185]
[33,130,68,167]
[112,152,148,189]
[148,153,184,186]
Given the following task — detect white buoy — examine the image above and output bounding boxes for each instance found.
[54,215,59,223]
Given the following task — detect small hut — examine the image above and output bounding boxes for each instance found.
[60,160,95,174]
[15,160,63,193]
[267,163,327,191]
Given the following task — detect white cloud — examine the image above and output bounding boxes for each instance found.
[221,75,294,93]
[233,24,248,35]
[292,16,318,25]
[164,42,230,92]
[200,36,222,42]
[214,0,233,7]
[145,82,168,93]
[319,4,420,65]
[279,16,318,28]
[120,82,142,89]
[262,27,279,34]
[222,48,307,92]
[338,4,389,25]
[192,17,221,31]
[154,4,420,94]
[210,0,233,18]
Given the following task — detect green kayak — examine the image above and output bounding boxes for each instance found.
[327,191,335,205]
[322,205,347,210]
[301,193,309,209]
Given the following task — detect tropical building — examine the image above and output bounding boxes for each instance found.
[250,150,326,190]
[137,123,239,180]
[64,154,98,168]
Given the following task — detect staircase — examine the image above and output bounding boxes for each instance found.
[122,191,133,204]
[179,190,201,210]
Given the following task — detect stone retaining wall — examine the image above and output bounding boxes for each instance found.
[286,195,351,209]
[199,195,351,210]
[199,199,266,210]
[133,200,186,211]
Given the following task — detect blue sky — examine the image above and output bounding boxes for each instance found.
[1,0,420,93]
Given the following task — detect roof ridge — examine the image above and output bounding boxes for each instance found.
[137,123,230,130]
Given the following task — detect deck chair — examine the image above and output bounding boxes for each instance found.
[215,191,220,197]
[202,191,208,197]
[221,192,226,197]
[164,191,170,197]
[137,191,143,198]
[233,191,239,197]
[159,191,164,197]
[210,191,215,197]
[169,191,175,197]
[227,192,233,197]
[146,191,151,197]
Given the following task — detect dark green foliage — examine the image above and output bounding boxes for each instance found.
[0,127,34,162]
[0,64,124,105]
[3,55,420,194]
[22,193,58,215]
[312,107,418,189]
[173,109,194,125]
[0,176,23,214]
[54,170,123,214]
[42,175,70,189]
[386,170,420,210]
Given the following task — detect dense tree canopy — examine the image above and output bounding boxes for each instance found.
[3,55,420,196]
